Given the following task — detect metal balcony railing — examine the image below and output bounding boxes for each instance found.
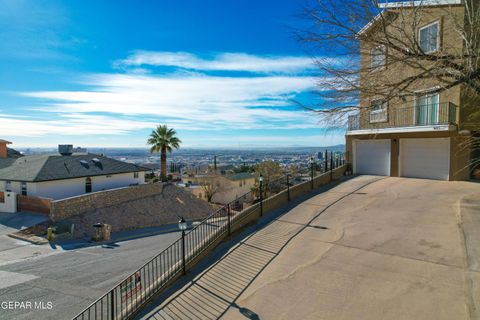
[347,102,458,131]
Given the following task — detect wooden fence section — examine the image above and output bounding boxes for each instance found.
[17,195,51,215]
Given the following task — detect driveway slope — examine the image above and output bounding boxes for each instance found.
[141,176,480,320]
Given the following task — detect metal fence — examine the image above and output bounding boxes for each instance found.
[348,102,458,131]
[72,152,346,320]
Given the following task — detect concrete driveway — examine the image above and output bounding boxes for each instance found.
[141,176,480,320]
[0,212,53,266]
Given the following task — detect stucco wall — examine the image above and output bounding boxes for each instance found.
[0,172,145,200]
[0,191,17,213]
[359,5,467,127]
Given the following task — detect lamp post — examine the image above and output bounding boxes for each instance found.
[310,156,314,190]
[259,175,263,216]
[178,217,187,275]
[330,152,334,181]
[285,171,291,201]
[324,149,328,173]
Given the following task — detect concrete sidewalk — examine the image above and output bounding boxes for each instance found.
[138,176,480,320]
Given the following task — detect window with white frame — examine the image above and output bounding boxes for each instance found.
[371,45,386,70]
[133,171,139,179]
[370,100,388,123]
[5,181,12,192]
[419,21,439,53]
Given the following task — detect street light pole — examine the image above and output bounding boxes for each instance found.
[324,149,328,173]
[178,217,187,275]
[181,229,185,274]
[259,175,263,216]
[286,173,290,201]
[330,152,334,181]
[310,156,314,190]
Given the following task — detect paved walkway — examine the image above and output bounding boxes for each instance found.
[138,176,480,320]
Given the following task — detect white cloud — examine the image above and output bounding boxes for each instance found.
[114,51,317,74]
[0,114,156,137]
[21,72,320,131]
[10,51,345,145]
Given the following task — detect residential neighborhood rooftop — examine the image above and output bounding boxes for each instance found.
[0,153,150,182]
[226,172,255,181]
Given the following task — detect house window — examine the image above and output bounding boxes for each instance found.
[371,46,386,70]
[370,100,388,123]
[419,21,439,53]
[5,181,12,192]
[85,177,92,193]
[134,172,139,179]
[21,182,27,196]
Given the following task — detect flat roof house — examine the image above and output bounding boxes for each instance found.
[346,0,479,181]
[0,143,150,200]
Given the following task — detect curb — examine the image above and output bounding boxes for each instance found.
[7,233,49,245]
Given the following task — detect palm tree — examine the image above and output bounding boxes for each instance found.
[147,125,181,180]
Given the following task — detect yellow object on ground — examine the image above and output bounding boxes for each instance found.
[47,227,55,241]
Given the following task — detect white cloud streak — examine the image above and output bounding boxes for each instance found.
[114,51,317,74]
[21,72,319,131]
[0,114,157,137]
[8,51,339,144]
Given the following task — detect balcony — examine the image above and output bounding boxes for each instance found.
[347,102,458,134]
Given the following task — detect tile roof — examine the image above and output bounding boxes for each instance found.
[0,154,150,182]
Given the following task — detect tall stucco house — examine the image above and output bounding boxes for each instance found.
[0,142,150,200]
[346,0,479,181]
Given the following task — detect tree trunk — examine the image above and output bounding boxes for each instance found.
[160,146,167,181]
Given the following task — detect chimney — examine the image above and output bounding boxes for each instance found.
[0,140,12,159]
[58,144,73,156]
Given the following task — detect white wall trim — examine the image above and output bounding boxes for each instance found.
[379,0,463,9]
[346,124,456,136]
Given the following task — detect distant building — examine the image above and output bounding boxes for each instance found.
[0,143,150,200]
[317,152,324,160]
[72,146,88,153]
[181,172,255,206]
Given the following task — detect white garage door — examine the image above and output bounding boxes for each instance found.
[354,139,391,176]
[400,138,450,180]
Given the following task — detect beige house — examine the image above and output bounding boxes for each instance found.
[346,0,478,181]
[182,172,255,206]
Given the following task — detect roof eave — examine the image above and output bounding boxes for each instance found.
[379,0,463,9]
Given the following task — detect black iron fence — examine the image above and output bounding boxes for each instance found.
[348,102,458,131]
[72,153,346,320]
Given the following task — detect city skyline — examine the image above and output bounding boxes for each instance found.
[0,0,345,148]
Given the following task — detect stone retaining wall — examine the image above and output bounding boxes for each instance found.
[49,183,164,222]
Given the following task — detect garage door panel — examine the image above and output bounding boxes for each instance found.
[400,138,449,180]
[355,140,391,176]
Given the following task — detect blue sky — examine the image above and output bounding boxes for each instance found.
[0,0,345,148]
